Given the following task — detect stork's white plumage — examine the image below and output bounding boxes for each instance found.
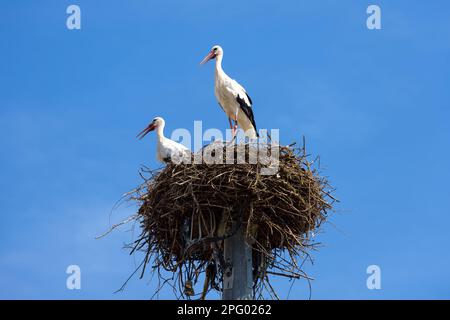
[200,45,258,139]
[137,117,190,163]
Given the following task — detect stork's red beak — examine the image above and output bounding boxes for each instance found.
[137,123,156,140]
[200,51,216,65]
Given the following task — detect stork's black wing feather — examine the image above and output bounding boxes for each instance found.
[245,92,253,105]
[236,94,258,137]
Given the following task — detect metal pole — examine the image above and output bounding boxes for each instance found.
[222,222,253,300]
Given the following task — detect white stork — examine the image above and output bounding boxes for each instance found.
[200,45,258,139]
[137,117,190,163]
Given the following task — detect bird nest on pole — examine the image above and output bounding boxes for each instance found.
[122,141,335,299]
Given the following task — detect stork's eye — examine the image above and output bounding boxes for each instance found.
[213,48,217,51]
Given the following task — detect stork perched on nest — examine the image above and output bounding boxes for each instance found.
[200,45,259,139]
[137,117,191,163]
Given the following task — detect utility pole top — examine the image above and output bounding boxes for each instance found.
[222,223,253,300]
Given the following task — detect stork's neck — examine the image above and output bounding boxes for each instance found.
[215,54,224,75]
[156,124,165,141]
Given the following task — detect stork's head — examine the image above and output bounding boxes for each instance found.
[200,45,223,65]
[137,117,165,139]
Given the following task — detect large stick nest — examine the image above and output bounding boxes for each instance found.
[126,141,335,299]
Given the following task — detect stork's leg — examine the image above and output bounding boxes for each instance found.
[233,110,239,137]
[226,117,237,145]
[228,117,234,136]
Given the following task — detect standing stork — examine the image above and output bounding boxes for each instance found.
[137,117,190,163]
[200,45,259,139]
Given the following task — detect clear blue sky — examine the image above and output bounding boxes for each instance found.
[1,0,449,299]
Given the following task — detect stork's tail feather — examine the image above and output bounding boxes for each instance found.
[236,95,258,138]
